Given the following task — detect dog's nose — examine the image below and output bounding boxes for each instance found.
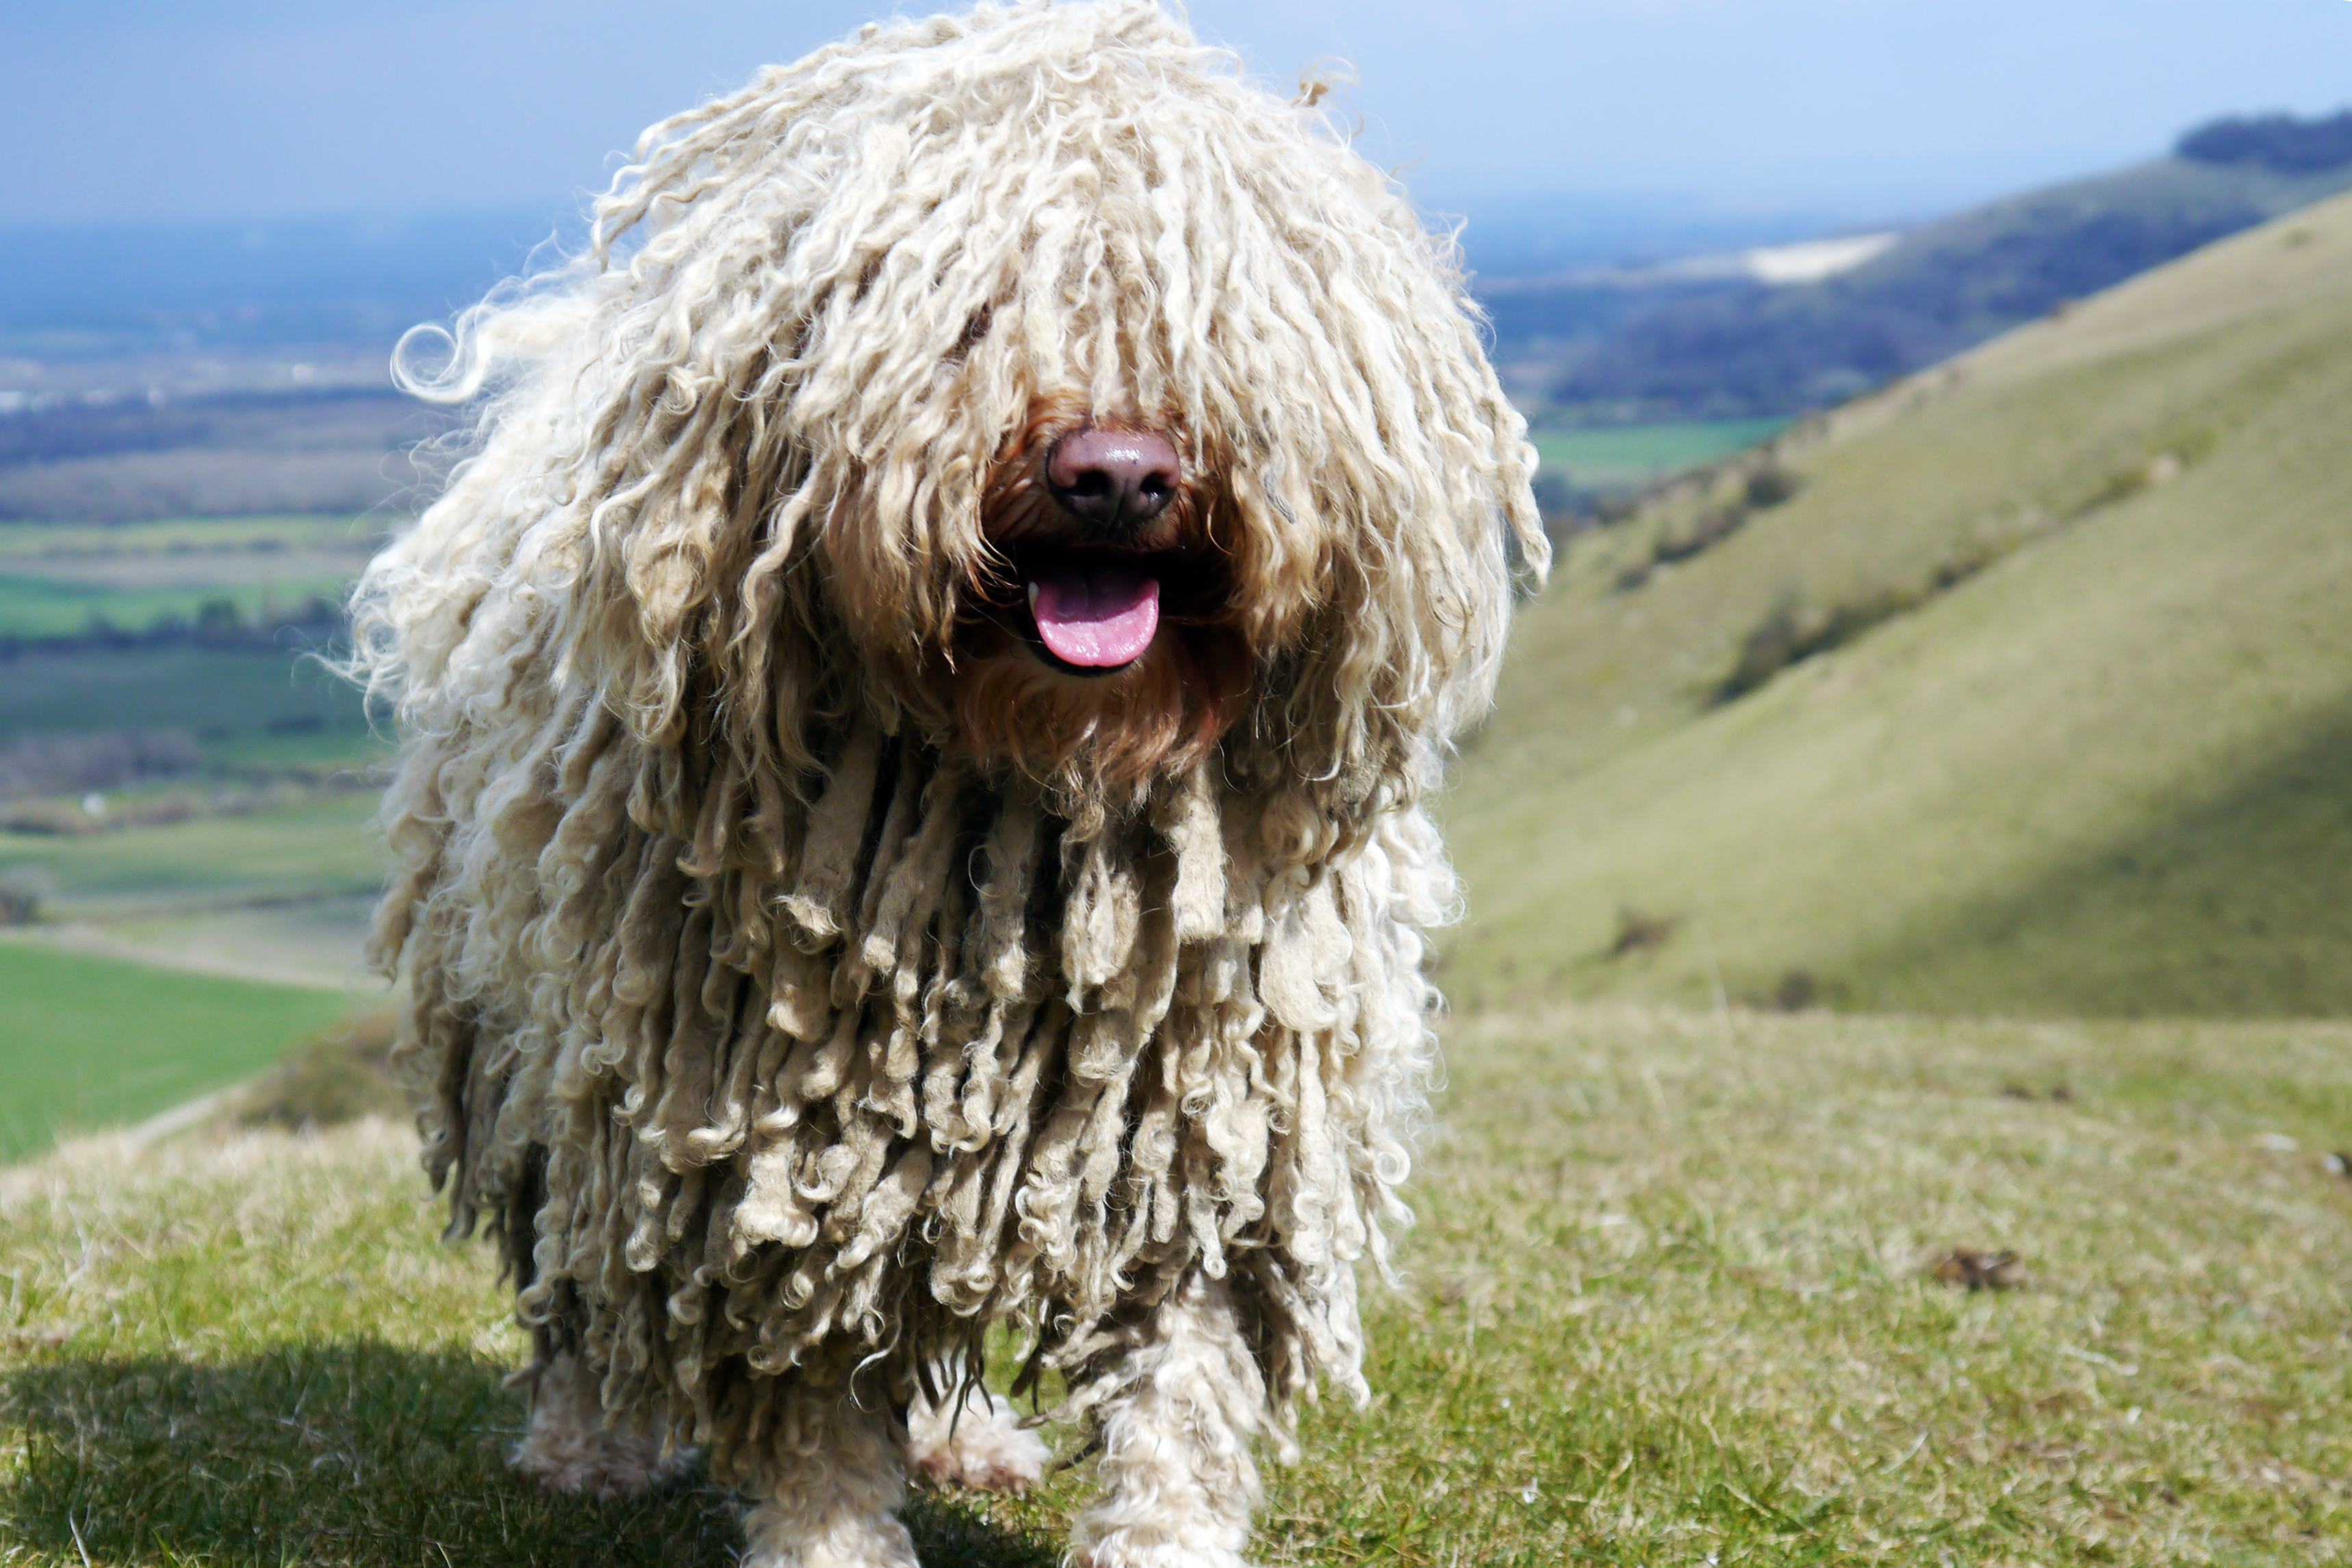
[1045,425,1180,532]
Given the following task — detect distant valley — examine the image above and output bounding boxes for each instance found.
[1490,110,2352,439]
[9,112,2349,528]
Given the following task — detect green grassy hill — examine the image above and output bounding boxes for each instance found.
[1446,189,2352,1020]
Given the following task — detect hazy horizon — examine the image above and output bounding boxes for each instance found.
[8,1,2349,231]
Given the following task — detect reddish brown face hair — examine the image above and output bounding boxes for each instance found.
[941,396,1257,789]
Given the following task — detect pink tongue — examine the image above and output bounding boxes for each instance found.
[1027,561,1160,669]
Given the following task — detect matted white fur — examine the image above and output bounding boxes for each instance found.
[353,2,1544,1563]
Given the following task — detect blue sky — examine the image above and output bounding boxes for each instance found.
[7,1,2350,227]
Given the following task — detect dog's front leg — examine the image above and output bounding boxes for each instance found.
[1071,1276,1267,1568]
[741,1376,921,1568]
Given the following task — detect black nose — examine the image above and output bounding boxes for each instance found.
[1045,425,1180,532]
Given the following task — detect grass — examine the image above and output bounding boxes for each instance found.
[0,636,386,1103]
[5,1005,2351,1563]
[0,511,389,1138]
[1446,189,2352,1019]
[0,944,350,1162]
[1531,420,1787,489]
[94,894,386,992]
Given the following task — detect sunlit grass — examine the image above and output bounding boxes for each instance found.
[6,1006,2348,1564]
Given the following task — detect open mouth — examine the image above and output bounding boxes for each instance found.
[1016,548,1166,674]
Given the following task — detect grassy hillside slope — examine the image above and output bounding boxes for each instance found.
[1447,190,2352,1018]
[6,1008,2350,1565]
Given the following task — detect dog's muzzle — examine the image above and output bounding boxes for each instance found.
[1020,424,1184,673]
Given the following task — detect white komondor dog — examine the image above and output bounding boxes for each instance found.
[353,3,1545,1565]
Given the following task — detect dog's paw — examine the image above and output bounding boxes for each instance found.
[512,1354,693,1500]
[743,1499,923,1568]
[910,1421,1051,1493]
[1069,1537,1251,1568]
[905,1389,1051,1494]
[513,1421,694,1500]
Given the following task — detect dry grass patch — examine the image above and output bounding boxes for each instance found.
[5,1007,2351,1564]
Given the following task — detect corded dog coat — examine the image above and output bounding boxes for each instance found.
[354,0,1544,1547]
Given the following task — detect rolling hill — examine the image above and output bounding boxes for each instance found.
[1444,187,2352,1020]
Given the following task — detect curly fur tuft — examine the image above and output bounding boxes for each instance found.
[353,0,1544,1519]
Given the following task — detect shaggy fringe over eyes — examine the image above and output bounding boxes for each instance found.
[350,0,1546,1480]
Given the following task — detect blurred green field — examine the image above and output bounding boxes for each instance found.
[1448,190,2352,1020]
[0,514,387,1143]
[0,644,379,771]
[0,729,383,1163]
[0,515,375,560]
[0,791,382,921]
[0,943,348,1161]
[0,571,353,639]
[0,513,374,639]
[1530,419,1785,488]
